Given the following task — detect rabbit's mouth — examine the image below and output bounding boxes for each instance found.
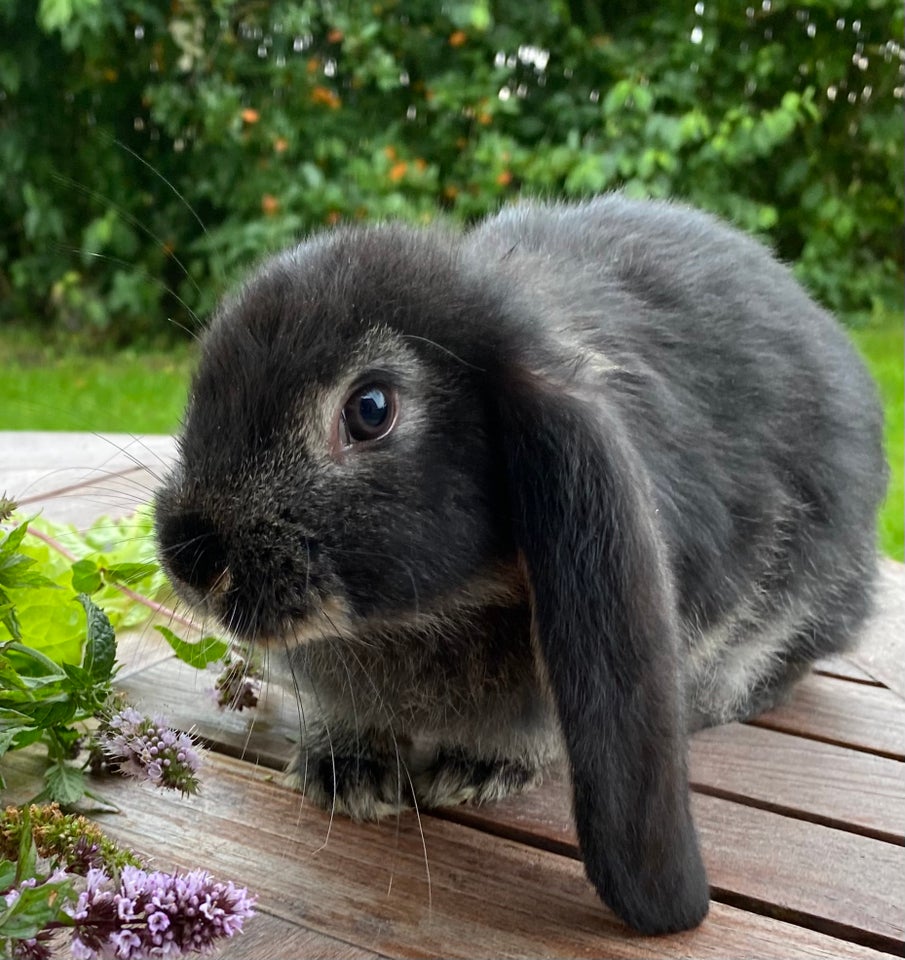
[208,588,357,649]
[273,595,357,647]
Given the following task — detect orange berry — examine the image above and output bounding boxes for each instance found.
[261,194,280,215]
[311,86,341,109]
[389,162,408,182]
[327,28,344,43]
[496,170,512,186]
[241,108,260,124]
[449,30,467,47]
[274,137,289,153]
[383,145,397,161]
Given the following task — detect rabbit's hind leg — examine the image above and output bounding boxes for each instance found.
[414,745,543,808]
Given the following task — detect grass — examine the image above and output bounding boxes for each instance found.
[850,317,904,561]
[1,326,193,434]
[2,313,902,558]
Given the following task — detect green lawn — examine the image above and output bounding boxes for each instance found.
[1,327,192,434]
[2,315,902,558]
[850,318,904,561]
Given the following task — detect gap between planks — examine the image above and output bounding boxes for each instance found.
[2,749,892,960]
[115,658,905,955]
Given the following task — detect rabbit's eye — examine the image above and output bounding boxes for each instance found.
[340,383,397,446]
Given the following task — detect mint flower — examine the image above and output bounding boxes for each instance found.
[69,866,256,958]
[8,935,52,960]
[214,656,261,712]
[95,708,201,795]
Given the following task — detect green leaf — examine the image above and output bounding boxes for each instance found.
[61,661,91,689]
[3,641,67,678]
[15,807,37,884]
[0,706,36,736]
[0,587,21,641]
[44,760,86,806]
[77,593,116,683]
[0,553,58,591]
[71,557,102,594]
[0,859,16,891]
[8,726,46,753]
[156,625,229,669]
[0,877,75,939]
[0,656,29,690]
[0,522,30,556]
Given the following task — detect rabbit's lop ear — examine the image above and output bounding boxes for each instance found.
[496,369,709,935]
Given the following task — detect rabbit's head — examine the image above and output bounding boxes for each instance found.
[155,220,709,936]
[156,226,515,640]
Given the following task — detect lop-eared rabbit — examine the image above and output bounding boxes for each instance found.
[156,196,886,934]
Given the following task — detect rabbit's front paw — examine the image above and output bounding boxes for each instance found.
[290,731,414,820]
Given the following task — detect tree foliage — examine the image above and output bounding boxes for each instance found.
[1,0,902,343]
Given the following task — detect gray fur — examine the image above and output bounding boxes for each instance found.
[155,195,886,933]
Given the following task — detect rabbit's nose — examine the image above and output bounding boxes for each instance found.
[158,510,229,594]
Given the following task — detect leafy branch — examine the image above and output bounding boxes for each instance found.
[0,505,246,805]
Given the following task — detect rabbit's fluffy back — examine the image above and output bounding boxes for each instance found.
[157,195,886,935]
[463,197,886,723]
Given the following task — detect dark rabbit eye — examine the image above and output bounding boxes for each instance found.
[340,383,397,445]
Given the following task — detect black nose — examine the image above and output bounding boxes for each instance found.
[157,510,228,593]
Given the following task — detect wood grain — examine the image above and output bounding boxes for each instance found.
[849,561,905,700]
[117,656,905,842]
[118,654,299,769]
[750,674,905,760]
[813,656,883,686]
[208,910,389,960]
[1,749,892,960]
[689,723,905,844]
[439,767,905,953]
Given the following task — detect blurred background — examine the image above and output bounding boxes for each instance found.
[1,0,902,554]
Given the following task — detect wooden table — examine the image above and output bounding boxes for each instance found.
[2,432,903,959]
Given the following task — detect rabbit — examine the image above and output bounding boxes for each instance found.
[154,195,887,936]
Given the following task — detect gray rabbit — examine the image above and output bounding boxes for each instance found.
[155,196,887,934]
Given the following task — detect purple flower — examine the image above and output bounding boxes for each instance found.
[68,865,256,958]
[96,708,201,796]
[3,869,71,960]
[9,937,53,960]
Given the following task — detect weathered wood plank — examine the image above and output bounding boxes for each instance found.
[750,673,905,761]
[118,654,298,769]
[689,723,904,844]
[3,431,173,527]
[813,656,883,686]
[849,560,905,700]
[207,910,389,960]
[8,432,175,477]
[5,432,173,500]
[13,470,161,528]
[441,767,905,954]
[1,750,892,960]
[694,792,905,952]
